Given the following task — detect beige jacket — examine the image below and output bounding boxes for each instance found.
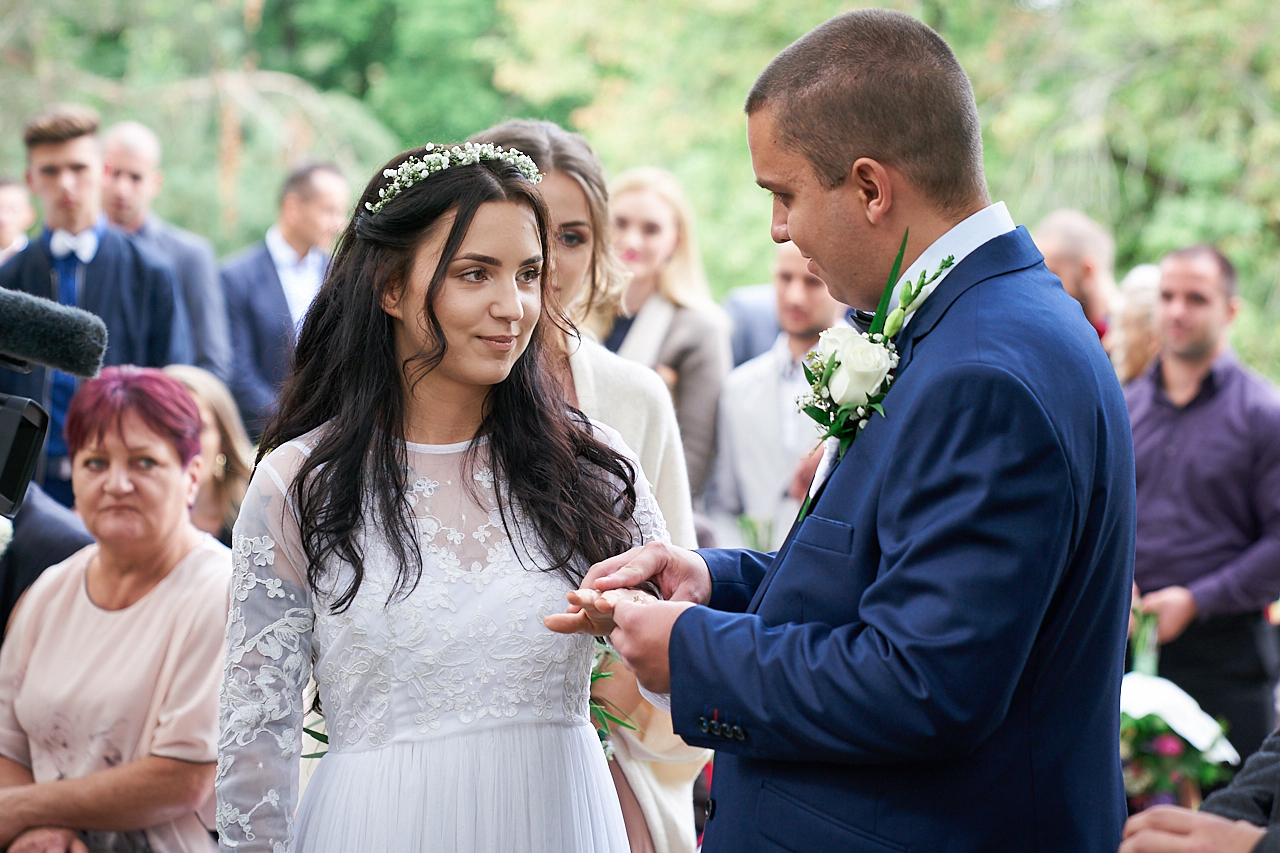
[615,295,732,499]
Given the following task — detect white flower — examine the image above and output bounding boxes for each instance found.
[819,328,893,407]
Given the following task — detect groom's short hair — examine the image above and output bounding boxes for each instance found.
[746,9,987,217]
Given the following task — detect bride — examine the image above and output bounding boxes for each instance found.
[214,143,665,852]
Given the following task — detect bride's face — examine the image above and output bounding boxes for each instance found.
[384,200,543,392]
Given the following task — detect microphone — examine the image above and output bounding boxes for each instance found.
[0,287,108,517]
[0,287,107,378]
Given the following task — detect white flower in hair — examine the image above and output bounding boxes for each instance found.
[365,142,543,213]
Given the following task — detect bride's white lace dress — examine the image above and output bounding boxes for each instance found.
[215,425,664,852]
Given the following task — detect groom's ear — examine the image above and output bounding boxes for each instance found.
[848,157,894,226]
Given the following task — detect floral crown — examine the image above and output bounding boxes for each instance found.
[364,142,542,214]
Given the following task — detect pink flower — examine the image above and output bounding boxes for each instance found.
[1151,734,1185,757]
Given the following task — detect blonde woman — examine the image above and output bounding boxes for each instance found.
[603,168,731,499]
[472,121,709,853]
[164,365,254,546]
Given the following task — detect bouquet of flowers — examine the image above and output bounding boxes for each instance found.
[1120,611,1238,810]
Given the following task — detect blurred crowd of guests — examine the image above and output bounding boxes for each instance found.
[0,100,1279,851]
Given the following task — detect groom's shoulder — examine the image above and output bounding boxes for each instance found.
[940,253,1112,382]
[908,244,1127,436]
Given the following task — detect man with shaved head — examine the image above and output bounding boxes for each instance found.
[1033,208,1121,345]
[103,121,232,382]
[550,9,1136,853]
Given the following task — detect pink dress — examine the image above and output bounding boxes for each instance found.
[0,535,231,853]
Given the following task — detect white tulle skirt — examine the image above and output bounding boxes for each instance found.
[294,721,629,853]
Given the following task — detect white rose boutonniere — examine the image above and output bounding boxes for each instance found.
[822,328,894,407]
[795,231,954,520]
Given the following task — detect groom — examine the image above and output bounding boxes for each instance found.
[550,9,1136,853]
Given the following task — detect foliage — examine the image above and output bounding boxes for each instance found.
[250,0,583,145]
[492,0,1280,378]
[736,515,774,552]
[975,0,1280,377]
[590,641,636,759]
[6,0,1280,376]
[1130,610,1159,677]
[0,0,398,256]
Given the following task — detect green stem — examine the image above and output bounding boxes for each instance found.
[869,230,910,336]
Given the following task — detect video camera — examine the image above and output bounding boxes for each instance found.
[0,287,107,518]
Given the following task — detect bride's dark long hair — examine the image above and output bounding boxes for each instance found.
[261,145,639,612]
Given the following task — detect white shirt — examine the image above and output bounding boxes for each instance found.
[890,201,1016,330]
[809,201,1017,498]
[772,333,821,462]
[265,225,326,329]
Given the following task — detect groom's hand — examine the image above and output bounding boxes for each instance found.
[581,542,714,605]
[610,598,696,694]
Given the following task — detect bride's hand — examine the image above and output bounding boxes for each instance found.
[543,588,658,636]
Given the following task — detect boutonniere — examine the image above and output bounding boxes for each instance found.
[795,231,954,519]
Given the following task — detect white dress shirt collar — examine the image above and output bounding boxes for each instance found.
[889,201,1016,327]
[807,207,1014,498]
[265,225,326,328]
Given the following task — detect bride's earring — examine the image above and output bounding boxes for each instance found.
[214,452,227,482]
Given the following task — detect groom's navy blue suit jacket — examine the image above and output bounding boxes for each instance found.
[670,227,1136,853]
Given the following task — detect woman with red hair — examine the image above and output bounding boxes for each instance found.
[0,366,229,853]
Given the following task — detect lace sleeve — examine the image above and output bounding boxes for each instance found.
[216,445,315,853]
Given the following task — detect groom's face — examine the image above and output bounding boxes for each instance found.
[748,106,872,309]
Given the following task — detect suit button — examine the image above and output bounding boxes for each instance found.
[733,725,746,740]
[698,716,709,734]
[705,797,717,820]
[710,720,722,737]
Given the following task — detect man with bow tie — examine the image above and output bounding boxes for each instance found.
[0,104,192,507]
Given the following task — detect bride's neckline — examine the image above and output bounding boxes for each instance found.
[402,434,490,455]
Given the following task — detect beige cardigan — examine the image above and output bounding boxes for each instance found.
[571,337,709,853]
[569,336,697,550]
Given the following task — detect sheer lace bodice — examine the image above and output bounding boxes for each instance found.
[215,426,667,852]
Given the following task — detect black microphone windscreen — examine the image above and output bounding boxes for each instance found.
[0,288,108,378]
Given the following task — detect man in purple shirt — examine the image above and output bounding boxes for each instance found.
[1128,244,1280,762]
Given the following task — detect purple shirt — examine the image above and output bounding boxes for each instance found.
[1127,350,1280,617]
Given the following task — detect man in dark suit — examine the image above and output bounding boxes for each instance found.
[0,482,93,630]
[0,104,192,506]
[221,163,349,436]
[103,120,233,383]
[549,10,1136,853]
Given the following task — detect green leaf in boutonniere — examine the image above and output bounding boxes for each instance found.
[791,231,955,523]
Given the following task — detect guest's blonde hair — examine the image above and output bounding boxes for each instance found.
[610,167,714,312]
[163,365,254,535]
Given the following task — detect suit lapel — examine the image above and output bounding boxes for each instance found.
[743,227,1044,617]
[82,233,136,364]
[895,227,1043,371]
[254,245,292,334]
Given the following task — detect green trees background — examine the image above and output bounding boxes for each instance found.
[3,0,1279,374]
